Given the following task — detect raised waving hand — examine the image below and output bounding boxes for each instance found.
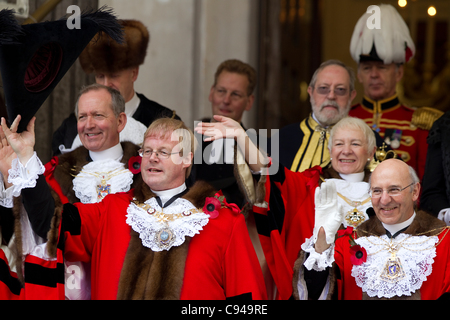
[1,115,36,166]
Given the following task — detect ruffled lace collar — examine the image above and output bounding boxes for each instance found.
[72,158,133,204]
[353,233,438,299]
[126,196,210,252]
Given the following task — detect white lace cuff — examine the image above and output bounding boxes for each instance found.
[8,152,45,197]
[0,172,14,208]
[302,236,335,271]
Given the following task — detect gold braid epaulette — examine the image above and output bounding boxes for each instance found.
[411,106,444,130]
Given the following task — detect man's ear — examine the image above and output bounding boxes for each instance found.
[245,94,255,112]
[412,182,421,202]
[208,86,215,103]
[395,64,404,83]
[183,151,193,167]
[131,67,139,82]
[350,89,357,102]
[117,112,127,133]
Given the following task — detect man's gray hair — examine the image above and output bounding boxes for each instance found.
[74,83,125,118]
[309,59,356,93]
[408,165,420,186]
[368,164,420,192]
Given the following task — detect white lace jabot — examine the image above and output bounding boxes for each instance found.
[353,234,438,299]
[73,158,133,204]
[126,187,210,252]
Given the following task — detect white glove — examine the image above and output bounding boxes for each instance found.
[438,208,450,226]
[312,180,343,244]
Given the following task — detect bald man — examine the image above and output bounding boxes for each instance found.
[293,159,450,300]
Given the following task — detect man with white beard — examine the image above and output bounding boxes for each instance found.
[268,60,357,172]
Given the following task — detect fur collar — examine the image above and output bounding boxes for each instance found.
[117,180,216,300]
[33,142,140,259]
[355,210,445,300]
[292,210,446,300]
[356,210,446,238]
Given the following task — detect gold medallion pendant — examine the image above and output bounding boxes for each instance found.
[76,167,130,201]
[338,192,371,228]
[380,255,406,283]
[345,208,366,228]
[96,179,111,200]
[156,228,176,250]
[380,240,406,283]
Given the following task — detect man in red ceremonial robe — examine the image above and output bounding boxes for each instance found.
[2,112,267,300]
[293,159,450,300]
[0,84,144,300]
[0,7,125,300]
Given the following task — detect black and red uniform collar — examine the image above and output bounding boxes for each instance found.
[361,95,401,113]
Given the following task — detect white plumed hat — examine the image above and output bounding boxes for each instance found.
[350,4,415,64]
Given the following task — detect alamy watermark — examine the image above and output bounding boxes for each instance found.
[66,5,81,30]
[163,124,280,176]
[366,5,381,30]
[66,264,81,290]
[65,4,382,31]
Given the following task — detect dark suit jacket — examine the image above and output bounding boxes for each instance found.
[420,111,449,216]
[188,121,258,208]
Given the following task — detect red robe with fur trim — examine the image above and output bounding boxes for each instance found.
[1,205,24,299]
[292,211,450,300]
[0,250,23,300]
[253,165,321,300]
[25,179,266,300]
[333,212,450,300]
[254,164,371,300]
[22,142,141,300]
[66,187,266,300]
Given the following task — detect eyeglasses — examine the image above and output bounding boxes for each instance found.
[213,88,247,101]
[369,182,415,198]
[315,86,348,96]
[139,149,180,159]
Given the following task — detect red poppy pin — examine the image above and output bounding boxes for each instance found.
[203,193,241,219]
[128,155,142,174]
[350,245,367,266]
[203,197,221,219]
[338,226,367,266]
